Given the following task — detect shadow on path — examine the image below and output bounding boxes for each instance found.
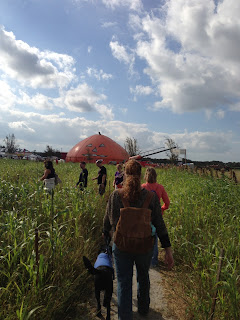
[108,266,175,320]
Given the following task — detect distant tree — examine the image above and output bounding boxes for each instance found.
[43,145,61,158]
[4,134,18,154]
[165,137,179,163]
[124,137,140,157]
[44,145,54,157]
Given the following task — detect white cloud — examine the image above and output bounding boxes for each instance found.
[0,80,16,110]
[173,131,232,154]
[109,39,136,76]
[102,0,143,12]
[134,0,240,114]
[130,85,153,96]
[88,46,92,53]
[120,108,128,114]
[0,26,75,88]
[129,14,142,31]
[229,102,240,112]
[150,130,233,161]
[1,75,113,119]
[101,21,118,28]
[8,121,35,133]
[216,109,225,119]
[110,40,134,65]
[0,107,237,161]
[18,91,54,110]
[54,83,113,119]
[86,67,113,80]
[95,103,114,120]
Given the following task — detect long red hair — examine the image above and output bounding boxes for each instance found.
[123,160,142,201]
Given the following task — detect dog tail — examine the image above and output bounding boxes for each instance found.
[83,256,99,275]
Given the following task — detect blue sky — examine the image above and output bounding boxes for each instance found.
[0,0,239,162]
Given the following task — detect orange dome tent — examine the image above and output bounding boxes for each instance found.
[66,133,129,164]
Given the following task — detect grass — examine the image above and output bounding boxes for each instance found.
[0,160,108,320]
[158,167,240,319]
[0,160,239,319]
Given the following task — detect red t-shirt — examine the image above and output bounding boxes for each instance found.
[141,182,170,214]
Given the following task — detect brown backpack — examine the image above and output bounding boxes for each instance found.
[114,190,155,254]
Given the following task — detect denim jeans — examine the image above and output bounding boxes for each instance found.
[112,243,153,320]
[152,235,158,266]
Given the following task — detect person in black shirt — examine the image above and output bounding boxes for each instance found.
[76,161,88,190]
[92,159,107,195]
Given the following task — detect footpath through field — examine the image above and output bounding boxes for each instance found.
[90,258,188,320]
[110,267,175,320]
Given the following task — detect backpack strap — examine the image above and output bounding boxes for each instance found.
[117,189,130,208]
[142,191,154,208]
[118,189,153,208]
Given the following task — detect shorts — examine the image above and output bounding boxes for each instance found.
[98,184,106,195]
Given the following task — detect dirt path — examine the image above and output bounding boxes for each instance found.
[108,266,177,320]
[86,260,188,320]
[86,251,189,320]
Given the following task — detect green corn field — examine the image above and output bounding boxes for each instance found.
[0,159,239,319]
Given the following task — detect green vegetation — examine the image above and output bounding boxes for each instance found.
[0,160,239,319]
[160,167,240,319]
[0,160,107,320]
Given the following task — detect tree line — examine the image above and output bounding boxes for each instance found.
[2,134,61,158]
[2,133,240,168]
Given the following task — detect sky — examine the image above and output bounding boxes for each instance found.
[0,0,240,162]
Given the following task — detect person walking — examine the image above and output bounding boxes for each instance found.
[103,160,174,320]
[39,160,56,192]
[142,167,170,267]
[75,161,88,190]
[92,159,107,195]
[113,163,124,189]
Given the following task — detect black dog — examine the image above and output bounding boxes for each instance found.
[83,235,114,320]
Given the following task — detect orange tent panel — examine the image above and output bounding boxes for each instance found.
[66,134,129,164]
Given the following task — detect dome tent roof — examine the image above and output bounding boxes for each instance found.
[66,134,129,163]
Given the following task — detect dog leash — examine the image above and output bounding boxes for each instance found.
[103,230,115,280]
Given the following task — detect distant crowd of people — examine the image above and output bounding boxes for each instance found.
[39,157,173,320]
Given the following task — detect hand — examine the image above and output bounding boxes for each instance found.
[164,247,174,270]
[129,154,142,160]
[102,230,111,244]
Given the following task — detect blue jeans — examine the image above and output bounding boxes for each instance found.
[152,235,158,266]
[112,243,153,320]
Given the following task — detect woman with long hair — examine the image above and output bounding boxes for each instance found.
[103,160,174,320]
[39,160,56,192]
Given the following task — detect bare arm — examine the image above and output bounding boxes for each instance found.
[161,186,170,211]
[128,155,142,160]
[101,174,106,184]
[40,169,51,181]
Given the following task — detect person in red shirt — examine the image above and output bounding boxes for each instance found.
[142,167,170,267]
